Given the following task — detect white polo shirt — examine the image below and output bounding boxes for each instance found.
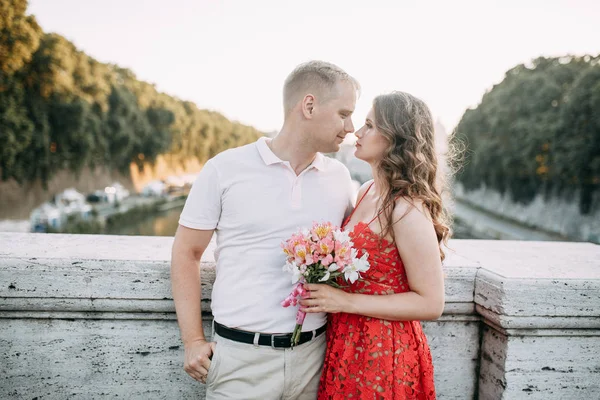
[179,137,355,333]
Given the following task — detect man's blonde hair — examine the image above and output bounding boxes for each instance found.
[283,60,360,116]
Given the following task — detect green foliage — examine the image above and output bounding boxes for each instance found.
[0,1,263,186]
[451,56,600,214]
[0,0,42,75]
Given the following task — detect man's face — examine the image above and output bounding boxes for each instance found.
[309,80,356,153]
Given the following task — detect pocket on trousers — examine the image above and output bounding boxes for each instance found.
[205,344,221,387]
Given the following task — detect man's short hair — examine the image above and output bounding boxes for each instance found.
[283,60,360,116]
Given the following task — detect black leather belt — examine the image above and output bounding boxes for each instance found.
[213,321,326,349]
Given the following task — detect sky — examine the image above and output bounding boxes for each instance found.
[28,0,600,136]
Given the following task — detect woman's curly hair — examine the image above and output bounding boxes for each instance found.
[372,91,452,260]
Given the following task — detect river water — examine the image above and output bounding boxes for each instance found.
[105,206,185,236]
[107,206,477,239]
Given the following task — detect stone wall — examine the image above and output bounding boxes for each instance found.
[454,183,600,243]
[1,234,598,399]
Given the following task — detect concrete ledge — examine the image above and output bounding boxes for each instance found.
[0,233,475,315]
[472,241,599,318]
[448,240,600,399]
[1,234,599,399]
[476,306,600,331]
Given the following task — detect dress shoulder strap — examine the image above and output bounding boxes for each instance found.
[343,181,374,225]
[365,193,403,227]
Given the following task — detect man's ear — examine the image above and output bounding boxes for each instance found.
[302,94,315,119]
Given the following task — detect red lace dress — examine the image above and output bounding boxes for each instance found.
[317,186,436,399]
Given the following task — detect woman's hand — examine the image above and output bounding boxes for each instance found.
[300,283,352,314]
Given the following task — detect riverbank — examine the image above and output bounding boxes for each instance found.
[0,157,203,220]
[0,195,187,235]
[453,183,600,243]
[57,195,187,235]
[451,198,571,241]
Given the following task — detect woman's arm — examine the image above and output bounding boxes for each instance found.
[301,198,445,321]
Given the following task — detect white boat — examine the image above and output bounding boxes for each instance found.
[141,180,167,197]
[30,188,93,232]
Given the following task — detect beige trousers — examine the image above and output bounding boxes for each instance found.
[205,330,326,400]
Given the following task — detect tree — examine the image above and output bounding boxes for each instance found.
[555,65,600,213]
[0,0,263,186]
[452,55,600,213]
[0,0,41,75]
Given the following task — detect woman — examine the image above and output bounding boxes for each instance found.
[301,91,449,399]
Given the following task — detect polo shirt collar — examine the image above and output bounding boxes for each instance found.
[256,137,325,171]
[311,152,326,171]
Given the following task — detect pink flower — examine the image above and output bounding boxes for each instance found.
[280,282,308,308]
[334,258,347,269]
[310,221,333,242]
[336,243,350,259]
[321,254,334,266]
[318,237,334,256]
[294,244,308,262]
[284,233,310,259]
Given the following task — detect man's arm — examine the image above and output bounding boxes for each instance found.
[171,225,215,383]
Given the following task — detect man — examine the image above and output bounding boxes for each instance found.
[171,60,359,399]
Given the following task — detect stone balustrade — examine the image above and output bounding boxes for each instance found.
[1,233,598,399]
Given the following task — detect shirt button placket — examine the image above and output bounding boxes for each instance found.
[291,176,301,209]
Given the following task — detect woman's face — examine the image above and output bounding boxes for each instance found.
[354,107,389,164]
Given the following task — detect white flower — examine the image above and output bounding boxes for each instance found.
[301,227,311,239]
[333,229,351,244]
[283,260,303,284]
[343,251,370,284]
[319,263,340,282]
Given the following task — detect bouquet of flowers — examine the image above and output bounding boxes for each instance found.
[280,221,370,346]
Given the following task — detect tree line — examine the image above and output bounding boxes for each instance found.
[0,0,262,186]
[452,55,600,214]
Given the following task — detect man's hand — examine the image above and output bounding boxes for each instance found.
[171,226,216,383]
[184,339,217,384]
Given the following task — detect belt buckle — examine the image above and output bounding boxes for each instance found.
[270,334,289,350]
